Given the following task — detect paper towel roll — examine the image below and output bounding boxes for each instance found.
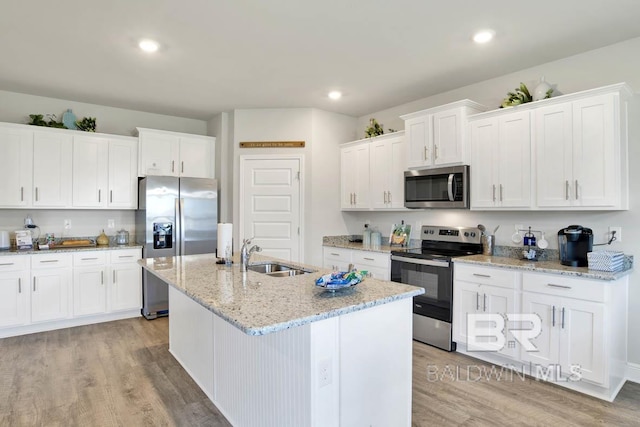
[217,223,233,259]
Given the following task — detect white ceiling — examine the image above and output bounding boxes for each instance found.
[2,1,640,120]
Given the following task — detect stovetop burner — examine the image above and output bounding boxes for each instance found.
[391,225,483,260]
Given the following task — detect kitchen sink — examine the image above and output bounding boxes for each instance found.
[247,262,315,277]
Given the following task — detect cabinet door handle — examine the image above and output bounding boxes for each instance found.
[113,270,116,283]
[0,262,14,266]
[552,305,556,327]
[33,277,36,292]
[364,257,374,261]
[98,189,101,203]
[476,292,480,310]
[18,278,21,293]
[35,187,39,202]
[172,160,175,173]
[492,185,496,202]
[434,144,438,160]
[110,190,113,203]
[181,161,184,173]
[388,192,392,203]
[424,146,428,160]
[473,273,491,278]
[383,191,387,204]
[483,293,487,312]
[561,307,565,329]
[575,180,579,200]
[21,187,24,202]
[499,184,503,202]
[547,283,572,289]
[565,180,569,200]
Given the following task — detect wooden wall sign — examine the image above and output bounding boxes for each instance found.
[239,141,305,148]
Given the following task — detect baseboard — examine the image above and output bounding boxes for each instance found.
[627,362,640,384]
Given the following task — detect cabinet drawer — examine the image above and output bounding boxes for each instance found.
[0,256,29,272]
[352,250,389,268]
[454,264,518,289]
[323,247,352,262]
[109,249,141,264]
[31,253,72,269]
[522,272,606,302]
[73,252,107,266]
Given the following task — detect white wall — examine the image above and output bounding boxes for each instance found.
[207,112,232,222]
[229,108,357,265]
[352,36,640,364]
[0,90,207,136]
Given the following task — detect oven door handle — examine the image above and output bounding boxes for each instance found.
[391,255,450,268]
[447,173,455,202]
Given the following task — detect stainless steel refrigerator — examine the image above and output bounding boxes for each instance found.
[136,176,218,319]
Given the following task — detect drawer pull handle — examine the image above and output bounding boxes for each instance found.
[118,255,134,258]
[473,273,491,278]
[40,260,59,263]
[547,283,572,289]
[0,263,15,266]
[330,253,340,256]
[364,257,374,261]
[81,257,99,261]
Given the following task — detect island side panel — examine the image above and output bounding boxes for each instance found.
[339,297,413,426]
[168,287,215,401]
[212,314,313,427]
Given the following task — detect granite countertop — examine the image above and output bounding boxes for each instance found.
[0,242,142,256]
[454,254,633,281]
[139,253,424,336]
[323,235,420,253]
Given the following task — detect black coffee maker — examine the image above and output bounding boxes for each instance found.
[557,225,593,267]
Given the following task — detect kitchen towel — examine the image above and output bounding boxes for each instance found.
[217,223,233,259]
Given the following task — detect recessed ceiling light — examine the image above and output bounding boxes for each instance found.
[139,39,160,53]
[328,91,342,100]
[473,30,495,44]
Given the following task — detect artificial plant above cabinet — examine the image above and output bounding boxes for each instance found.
[469,83,633,211]
[137,128,215,178]
[400,100,487,169]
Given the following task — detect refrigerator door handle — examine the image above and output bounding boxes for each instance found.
[180,198,186,256]
[175,197,181,256]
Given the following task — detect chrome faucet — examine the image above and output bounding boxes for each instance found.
[240,237,262,272]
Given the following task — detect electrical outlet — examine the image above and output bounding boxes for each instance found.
[608,226,622,243]
[64,219,71,230]
[318,358,332,388]
[107,219,115,229]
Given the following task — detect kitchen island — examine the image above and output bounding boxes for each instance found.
[139,253,423,427]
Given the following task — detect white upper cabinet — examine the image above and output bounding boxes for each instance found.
[401,100,488,169]
[137,128,215,178]
[72,135,138,209]
[0,125,32,208]
[340,140,370,209]
[370,133,406,209]
[471,83,632,211]
[32,131,72,208]
[470,111,531,209]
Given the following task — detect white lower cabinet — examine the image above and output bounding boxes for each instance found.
[110,249,142,311]
[0,248,142,338]
[453,262,628,401]
[31,254,72,323]
[0,256,30,328]
[322,246,390,280]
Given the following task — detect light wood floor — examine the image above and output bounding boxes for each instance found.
[1,318,639,426]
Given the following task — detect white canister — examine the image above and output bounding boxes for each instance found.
[0,231,9,249]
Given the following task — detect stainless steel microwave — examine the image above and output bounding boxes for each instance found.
[404,165,469,209]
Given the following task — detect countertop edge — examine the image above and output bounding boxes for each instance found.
[0,244,143,256]
[453,256,633,281]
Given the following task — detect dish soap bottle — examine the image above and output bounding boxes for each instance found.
[97,230,109,246]
[362,224,371,247]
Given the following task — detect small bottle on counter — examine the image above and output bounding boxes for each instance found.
[363,224,371,247]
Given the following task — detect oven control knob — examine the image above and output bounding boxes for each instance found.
[470,232,476,237]
[464,232,469,237]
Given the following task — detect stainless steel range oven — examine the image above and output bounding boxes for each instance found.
[390,225,482,351]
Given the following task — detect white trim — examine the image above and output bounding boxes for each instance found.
[627,362,640,384]
[238,154,305,262]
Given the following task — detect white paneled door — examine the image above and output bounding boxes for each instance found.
[240,156,302,262]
